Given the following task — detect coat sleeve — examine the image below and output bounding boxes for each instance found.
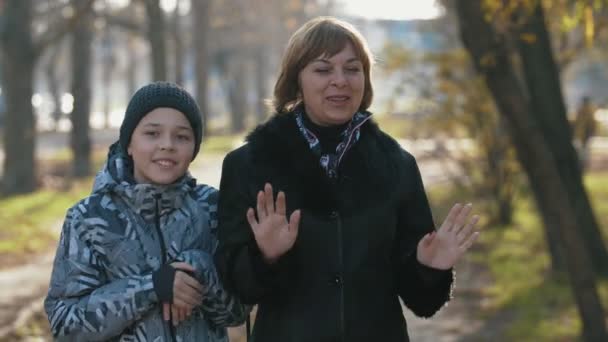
[394,153,454,318]
[175,186,250,327]
[215,149,295,305]
[44,208,159,341]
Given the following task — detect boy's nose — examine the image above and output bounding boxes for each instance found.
[159,136,175,151]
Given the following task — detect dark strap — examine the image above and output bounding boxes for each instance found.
[246,313,251,341]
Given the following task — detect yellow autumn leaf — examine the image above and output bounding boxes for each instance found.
[480,53,497,67]
[520,32,537,43]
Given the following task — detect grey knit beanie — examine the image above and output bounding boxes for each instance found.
[119,81,203,160]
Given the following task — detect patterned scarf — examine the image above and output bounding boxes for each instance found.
[295,107,372,178]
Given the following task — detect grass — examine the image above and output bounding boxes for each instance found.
[430,171,608,341]
[0,183,91,253]
[201,133,245,155]
[0,149,104,269]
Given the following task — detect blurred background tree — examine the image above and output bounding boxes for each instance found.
[455,1,607,340]
[0,0,94,194]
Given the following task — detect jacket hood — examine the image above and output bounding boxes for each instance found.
[92,141,197,219]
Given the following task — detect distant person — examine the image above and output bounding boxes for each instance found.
[216,17,480,341]
[574,96,598,170]
[45,82,247,341]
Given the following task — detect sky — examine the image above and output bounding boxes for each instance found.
[104,0,444,21]
[338,0,443,21]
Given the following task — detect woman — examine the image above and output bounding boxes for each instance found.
[45,82,247,341]
[217,17,479,341]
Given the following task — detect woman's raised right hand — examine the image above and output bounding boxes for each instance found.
[247,183,301,264]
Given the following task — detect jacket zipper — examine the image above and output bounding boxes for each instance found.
[154,195,177,342]
[335,212,345,342]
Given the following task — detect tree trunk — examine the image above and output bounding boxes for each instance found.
[228,56,247,133]
[101,28,115,129]
[45,44,62,131]
[143,0,167,81]
[254,47,268,123]
[170,1,184,85]
[455,2,607,341]
[126,34,138,98]
[192,0,210,137]
[517,3,608,275]
[70,6,92,178]
[0,0,37,194]
[485,138,513,225]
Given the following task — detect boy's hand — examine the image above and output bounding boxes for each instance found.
[163,303,192,325]
[162,262,204,324]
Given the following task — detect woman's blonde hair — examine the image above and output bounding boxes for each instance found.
[272,16,374,114]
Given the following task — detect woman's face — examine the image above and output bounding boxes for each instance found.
[298,42,365,126]
[127,107,195,185]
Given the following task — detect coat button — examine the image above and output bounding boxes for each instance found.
[329,211,339,219]
[330,275,342,286]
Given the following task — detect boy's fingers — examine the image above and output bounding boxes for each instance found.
[178,271,203,292]
[175,273,203,297]
[163,303,170,321]
[171,262,195,273]
[173,296,197,310]
[171,305,179,325]
[176,308,186,325]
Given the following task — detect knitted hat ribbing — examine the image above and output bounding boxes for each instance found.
[119,82,203,160]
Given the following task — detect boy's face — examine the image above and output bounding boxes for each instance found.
[128,107,195,185]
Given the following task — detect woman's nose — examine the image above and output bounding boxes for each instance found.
[331,70,347,87]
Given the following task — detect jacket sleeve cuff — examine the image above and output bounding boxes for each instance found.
[248,243,292,283]
[415,258,453,286]
[152,264,177,302]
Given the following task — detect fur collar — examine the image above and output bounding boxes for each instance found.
[245,113,402,215]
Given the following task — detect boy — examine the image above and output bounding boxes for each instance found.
[45,82,247,341]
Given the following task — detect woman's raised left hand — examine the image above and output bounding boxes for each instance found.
[416,203,480,270]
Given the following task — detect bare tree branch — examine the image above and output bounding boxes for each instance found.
[95,11,144,34]
[32,0,95,58]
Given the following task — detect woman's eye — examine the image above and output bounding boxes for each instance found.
[177,135,191,141]
[346,67,361,73]
[315,69,330,74]
[145,131,159,137]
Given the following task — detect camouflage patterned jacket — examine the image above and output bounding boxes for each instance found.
[45,144,248,341]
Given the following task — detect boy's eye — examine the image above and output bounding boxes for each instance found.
[177,134,191,141]
[315,69,330,73]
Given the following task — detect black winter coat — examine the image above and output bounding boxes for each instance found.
[217,113,454,342]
